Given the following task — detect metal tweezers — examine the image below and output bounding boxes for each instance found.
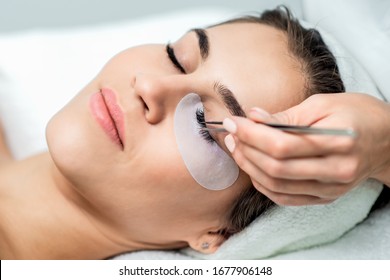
[201,121,357,137]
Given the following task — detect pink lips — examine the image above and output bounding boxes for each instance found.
[89,88,125,149]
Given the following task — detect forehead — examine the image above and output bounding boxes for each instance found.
[205,22,305,113]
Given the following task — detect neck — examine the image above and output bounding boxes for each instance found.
[0,153,137,259]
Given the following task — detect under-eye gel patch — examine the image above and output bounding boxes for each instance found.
[174,93,239,190]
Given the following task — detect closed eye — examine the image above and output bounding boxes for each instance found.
[166,44,186,74]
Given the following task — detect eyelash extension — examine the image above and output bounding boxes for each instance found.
[196,108,216,144]
[166,44,186,74]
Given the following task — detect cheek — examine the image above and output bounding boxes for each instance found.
[46,93,114,187]
[174,93,239,191]
[46,101,87,169]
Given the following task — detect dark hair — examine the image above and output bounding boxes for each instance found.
[220,6,345,238]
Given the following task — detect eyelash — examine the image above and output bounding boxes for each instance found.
[165,44,215,143]
[196,108,216,144]
[166,44,213,143]
[166,44,186,74]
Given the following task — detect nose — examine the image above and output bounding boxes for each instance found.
[133,73,188,124]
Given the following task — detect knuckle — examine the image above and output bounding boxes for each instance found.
[270,140,290,158]
[336,158,359,183]
[238,126,253,142]
[335,137,355,152]
[266,179,285,193]
[264,160,285,178]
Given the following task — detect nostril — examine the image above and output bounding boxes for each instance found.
[144,101,149,112]
[141,98,149,111]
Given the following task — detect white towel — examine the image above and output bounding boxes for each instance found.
[272,203,390,259]
[184,180,382,259]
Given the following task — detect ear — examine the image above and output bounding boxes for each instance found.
[187,229,227,254]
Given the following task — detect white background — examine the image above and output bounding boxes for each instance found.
[0,0,302,33]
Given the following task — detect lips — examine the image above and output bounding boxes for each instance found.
[89,88,125,149]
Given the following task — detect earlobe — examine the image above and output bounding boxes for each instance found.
[188,230,227,254]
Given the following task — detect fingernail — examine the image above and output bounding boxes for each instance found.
[224,134,236,153]
[223,118,237,133]
[250,107,270,119]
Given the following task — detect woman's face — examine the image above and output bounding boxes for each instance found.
[46,22,305,252]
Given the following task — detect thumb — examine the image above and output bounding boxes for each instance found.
[247,107,272,123]
[248,106,296,125]
[249,96,327,126]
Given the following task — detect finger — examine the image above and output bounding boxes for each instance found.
[261,174,351,200]
[234,139,360,183]
[253,181,335,206]
[232,145,353,198]
[246,94,332,127]
[226,117,355,159]
[251,168,351,199]
[265,93,341,126]
[247,107,271,123]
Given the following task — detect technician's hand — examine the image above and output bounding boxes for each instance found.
[223,93,390,206]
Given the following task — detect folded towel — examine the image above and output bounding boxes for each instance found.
[115,183,389,260]
[184,180,382,259]
[272,202,390,259]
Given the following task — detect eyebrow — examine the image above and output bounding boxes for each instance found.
[191,28,246,117]
[213,82,246,117]
[191,28,209,60]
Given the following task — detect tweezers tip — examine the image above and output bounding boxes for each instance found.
[202,121,223,125]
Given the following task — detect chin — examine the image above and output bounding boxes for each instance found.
[45,101,108,187]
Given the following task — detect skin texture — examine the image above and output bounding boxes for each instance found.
[223,93,390,206]
[0,22,305,259]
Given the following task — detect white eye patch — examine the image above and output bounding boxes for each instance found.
[174,93,239,191]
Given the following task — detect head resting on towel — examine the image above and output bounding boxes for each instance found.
[209,6,347,240]
[45,6,371,259]
[184,8,383,259]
